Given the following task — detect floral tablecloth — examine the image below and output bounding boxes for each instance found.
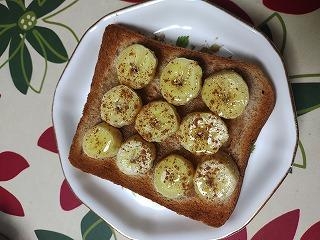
[0,0,319,239]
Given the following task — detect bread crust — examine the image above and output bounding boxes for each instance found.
[69,24,275,227]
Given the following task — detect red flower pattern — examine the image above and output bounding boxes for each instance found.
[0,186,25,216]
[60,179,82,211]
[263,0,320,14]
[37,126,58,153]
[252,209,300,240]
[208,0,253,25]
[223,227,247,240]
[38,126,82,211]
[301,221,320,240]
[0,151,29,216]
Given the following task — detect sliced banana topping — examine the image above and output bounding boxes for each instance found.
[201,70,249,119]
[179,112,229,155]
[153,154,194,199]
[101,85,142,128]
[135,101,180,142]
[116,44,158,89]
[82,122,122,159]
[116,135,156,175]
[194,154,239,201]
[160,57,202,105]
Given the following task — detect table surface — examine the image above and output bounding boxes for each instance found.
[0,0,319,239]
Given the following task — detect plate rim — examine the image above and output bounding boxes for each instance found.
[52,0,299,239]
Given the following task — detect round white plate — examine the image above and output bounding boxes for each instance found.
[52,0,298,239]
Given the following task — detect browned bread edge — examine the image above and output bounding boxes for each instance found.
[69,24,275,227]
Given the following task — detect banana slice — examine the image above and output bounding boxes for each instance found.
[160,57,202,105]
[194,153,239,201]
[82,122,122,159]
[116,44,158,89]
[179,112,228,155]
[201,70,249,119]
[153,154,194,199]
[101,85,142,128]
[135,101,180,142]
[116,135,156,175]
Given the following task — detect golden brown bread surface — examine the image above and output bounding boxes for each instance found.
[69,24,275,227]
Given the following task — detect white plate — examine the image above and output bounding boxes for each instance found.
[52,0,298,239]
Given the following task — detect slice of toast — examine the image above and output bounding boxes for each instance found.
[69,24,275,227]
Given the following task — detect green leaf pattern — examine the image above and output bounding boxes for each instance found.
[0,28,11,57]
[35,230,73,240]
[26,26,68,63]
[291,82,320,116]
[81,211,114,240]
[259,12,320,170]
[0,0,78,94]
[34,211,115,240]
[293,140,307,169]
[0,4,13,23]
[27,0,64,18]
[5,0,25,16]
[258,12,287,54]
[9,33,32,94]
[37,0,47,7]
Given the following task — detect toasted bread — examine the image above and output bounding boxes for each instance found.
[69,24,275,227]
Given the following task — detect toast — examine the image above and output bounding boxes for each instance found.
[69,24,275,227]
